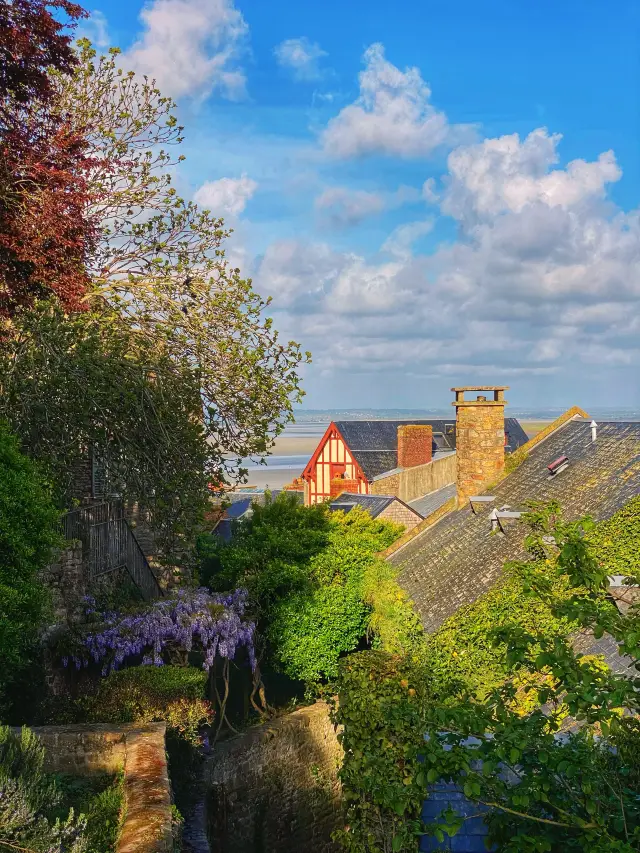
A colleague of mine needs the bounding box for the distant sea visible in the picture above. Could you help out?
[240,407,640,490]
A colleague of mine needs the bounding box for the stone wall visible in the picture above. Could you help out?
[372,452,456,503]
[29,723,173,853]
[378,500,422,531]
[40,543,86,624]
[205,702,343,853]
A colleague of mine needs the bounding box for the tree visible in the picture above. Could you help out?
[53,42,309,477]
[0,422,60,718]
[0,299,213,550]
[0,0,95,315]
[200,495,403,683]
[333,501,640,853]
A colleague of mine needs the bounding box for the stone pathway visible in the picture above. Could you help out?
[180,759,210,853]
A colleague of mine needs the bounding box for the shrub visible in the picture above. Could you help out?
[0,725,88,852]
[0,422,61,716]
[50,772,125,853]
[84,665,213,745]
[201,494,405,683]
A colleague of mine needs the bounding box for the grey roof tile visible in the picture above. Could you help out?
[410,484,457,518]
[329,493,396,517]
[392,421,640,633]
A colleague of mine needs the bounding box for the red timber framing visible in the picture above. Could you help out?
[302,422,370,504]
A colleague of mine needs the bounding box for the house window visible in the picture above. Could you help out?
[330,463,347,480]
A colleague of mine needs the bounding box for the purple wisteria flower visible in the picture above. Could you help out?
[67,587,256,677]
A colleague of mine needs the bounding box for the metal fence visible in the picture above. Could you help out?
[61,501,162,601]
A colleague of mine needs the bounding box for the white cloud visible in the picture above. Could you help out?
[314,187,385,226]
[124,0,248,101]
[322,43,470,159]
[442,128,621,223]
[255,129,640,384]
[257,241,345,310]
[422,177,439,203]
[314,184,421,227]
[77,9,110,49]
[274,37,327,81]
[193,174,257,216]
[381,220,433,259]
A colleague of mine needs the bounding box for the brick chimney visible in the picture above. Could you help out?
[397,424,433,468]
[330,476,360,500]
[452,386,508,506]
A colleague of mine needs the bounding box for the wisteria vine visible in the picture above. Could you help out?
[61,587,256,676]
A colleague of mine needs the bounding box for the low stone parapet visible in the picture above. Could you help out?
[28,723,173,853]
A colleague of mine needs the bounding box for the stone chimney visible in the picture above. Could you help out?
[397,424,433,468]
[330,476,360,500]
[452,386,508,506]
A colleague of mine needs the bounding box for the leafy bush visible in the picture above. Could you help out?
[83,665,213,745]
[0,725,88,852]
[200,494,404,683]
[0,422,61,717]
[49,772,125,853]
[333,501,640,853]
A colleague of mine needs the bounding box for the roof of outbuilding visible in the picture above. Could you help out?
[334,418,527,480]
[392,419,640,633]
[329,492,424,519]
[409,484,458,518]
[329,493,396,517]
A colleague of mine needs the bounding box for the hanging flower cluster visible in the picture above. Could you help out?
[62,587,256,676]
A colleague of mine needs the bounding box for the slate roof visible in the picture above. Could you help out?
[334,418,528,480]
[329,492,423,520]
[329,493,396,516]
[391,420,640,632]
[409,484,457,518]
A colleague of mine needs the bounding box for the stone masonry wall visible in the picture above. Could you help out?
[372,452,456,503]
[40,542,86,624]
[29,723,173,853]
[397,425,433,469]
[455,402,505,505]
[205,702,343,853]
[378,501,422,531]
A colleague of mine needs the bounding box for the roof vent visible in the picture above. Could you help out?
[547,455,569,477]
[590,420,598,443]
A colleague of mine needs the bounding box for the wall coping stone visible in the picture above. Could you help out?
[26,723,172,853]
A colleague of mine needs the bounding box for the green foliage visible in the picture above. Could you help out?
[505,444,528,474]
[360,558,427,660]
[0,300,211,555]
[83,666,213,745]
[49,773,125,853]
[0,725,88,852]
[588,494,640,581]
[334,500,640,852]
[331,652,431,852]
[0,422,60,717]
[200,493,404,683]
[425,569,574,700]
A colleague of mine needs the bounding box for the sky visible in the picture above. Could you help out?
[81,0,640,410]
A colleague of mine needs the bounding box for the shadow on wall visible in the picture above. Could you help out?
[204,703,343,853]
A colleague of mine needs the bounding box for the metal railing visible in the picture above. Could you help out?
[61,501,162,601]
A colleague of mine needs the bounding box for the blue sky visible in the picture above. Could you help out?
[83,0,640,410]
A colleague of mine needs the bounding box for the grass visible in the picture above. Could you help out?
[47,772,126,853]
